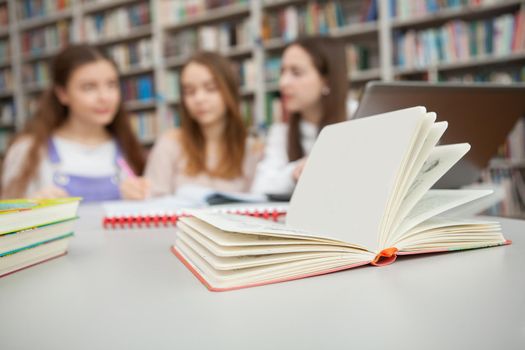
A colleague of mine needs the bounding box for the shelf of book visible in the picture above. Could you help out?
[81,0,144,15]
[22,45,63,62]
[0,122,15,129]
[22,82,47,94]
[351,67,382,83]
[119,65,153,77]
[263,21,379,53]
[331,21,379,39]
[394,51,525,77]
[162,2,250,32]
[88,24,152,46]
[0,90,12,98]
[0,0,522,191]
[391,0,523,29]
[226,44,253,58]
[124,99,156,111]
[263,0,308,10]
[0,59,10,69]
[165,44,253,69]
[490,158,525,169]
[17,8,73,31]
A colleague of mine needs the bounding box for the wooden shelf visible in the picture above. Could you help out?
[23,82,48,94]
[167,98,180,106]
[89,24,152,46]
[489,158,525,169]
[350,68,382,83]
[0,123,15,129]
[0,59,11,69]
[240,87,255,97]
[331,21,379,39]
[165,54,190,69]
[22,46,62,62]
[226,45,253,58]
[165,44,253,69]
[437,51,525,72]
[391,0,523,30]
[18,8,73,31]
[263,21,379,52]
[119,65,154,77]
[125,99,157,111]
[265,81,280,93]
[82,0,143,15]
[163,2,250,32]
[0,26,9,37]
[0,90,13,99]
[263,0,306,10]
[394,51,525,76]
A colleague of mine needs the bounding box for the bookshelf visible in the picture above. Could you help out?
[390,0,525,82]
[2,0,522,143]
[0,0,522,218]
[1,1,524,176]
[0,0,159,149]
[0,0,15,155]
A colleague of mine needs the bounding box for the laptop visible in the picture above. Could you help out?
[353,81,525,188]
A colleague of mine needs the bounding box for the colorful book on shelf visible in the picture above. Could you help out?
[0,198,81,278]
[172,107,510,292]
[102,187,287,229]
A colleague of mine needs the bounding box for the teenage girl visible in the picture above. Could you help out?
[1,44,146,201]
[123,51,260,199]
[251,36,349,195]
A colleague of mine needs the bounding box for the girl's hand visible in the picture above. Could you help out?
[31,186,69,199]
[120,177,150,200]
[292,157,308,182]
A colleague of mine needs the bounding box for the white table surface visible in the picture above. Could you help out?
[1,204,524,350]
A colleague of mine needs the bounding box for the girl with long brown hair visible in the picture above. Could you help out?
[1,44,146,201]
[251,36,349,195]
[133,51,259,198]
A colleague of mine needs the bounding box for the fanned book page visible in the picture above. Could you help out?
[172,107,509,291]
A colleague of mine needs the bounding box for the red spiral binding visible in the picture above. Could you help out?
[102,209,286,229]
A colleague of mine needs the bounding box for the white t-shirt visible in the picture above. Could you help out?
[250,120,318,195]
[2,136,119,197]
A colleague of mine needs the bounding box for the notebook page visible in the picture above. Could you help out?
[286,106,428,250]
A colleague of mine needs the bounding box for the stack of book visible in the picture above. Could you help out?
[0,198,80,278]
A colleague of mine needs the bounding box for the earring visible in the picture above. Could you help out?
[321,86,331,96]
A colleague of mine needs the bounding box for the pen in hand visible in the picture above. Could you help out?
[117,157,150,200]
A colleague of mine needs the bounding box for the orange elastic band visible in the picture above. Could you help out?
[371,247,399,266]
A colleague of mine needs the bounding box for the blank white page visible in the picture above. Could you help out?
[286,106,428,251]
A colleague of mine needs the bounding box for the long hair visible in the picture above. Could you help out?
[286,36,349,162]
[2,44,145,198]
[178,51,246,179]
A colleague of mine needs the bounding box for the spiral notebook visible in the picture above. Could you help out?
[102,196,288,229]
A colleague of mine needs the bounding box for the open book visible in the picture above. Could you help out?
[172,107,509,291]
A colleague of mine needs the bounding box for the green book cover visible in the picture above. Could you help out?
[0,198,81,215]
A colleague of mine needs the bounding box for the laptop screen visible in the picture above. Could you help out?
[353,82,525,188]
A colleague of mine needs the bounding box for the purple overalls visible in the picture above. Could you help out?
[48,139,122,202]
